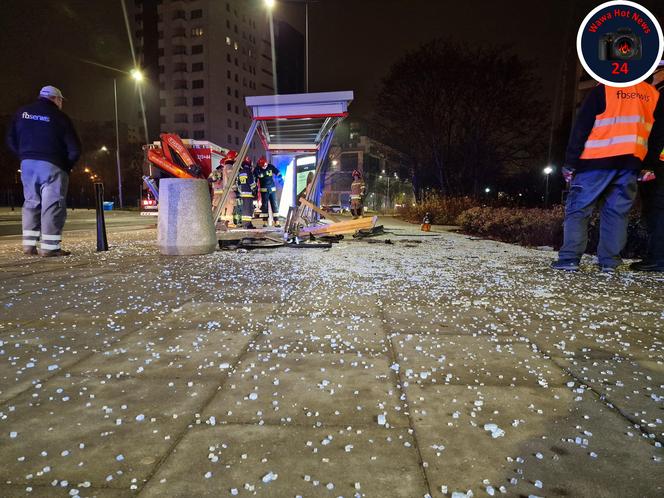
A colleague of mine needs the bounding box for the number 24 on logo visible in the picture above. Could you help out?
[611,63,629,75]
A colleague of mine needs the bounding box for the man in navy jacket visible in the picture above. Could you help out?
[6,85,81,257]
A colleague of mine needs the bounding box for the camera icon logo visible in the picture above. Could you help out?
[577,1,663,86]
[598,28,642,61]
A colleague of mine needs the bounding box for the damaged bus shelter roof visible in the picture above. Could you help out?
[247,91,354,154]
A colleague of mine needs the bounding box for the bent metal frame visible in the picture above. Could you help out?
[211,91,354,231]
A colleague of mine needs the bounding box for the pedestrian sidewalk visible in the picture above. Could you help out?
[0,218,662,497]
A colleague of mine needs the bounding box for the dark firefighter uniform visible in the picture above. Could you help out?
[350,171,366,218]
[254,159,282,225]
[236,163,256,229]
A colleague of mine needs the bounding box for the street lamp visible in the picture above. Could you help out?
[130,68,144,82]
[543,166,554,208]
[111,68,145,208]
[100,146,109,152]
[484,187,491,194]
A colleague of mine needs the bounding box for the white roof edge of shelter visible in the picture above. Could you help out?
[246,91,354,108]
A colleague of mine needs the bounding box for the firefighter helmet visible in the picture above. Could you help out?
[257,157,268,168]
[352,169,362,178]
[242,156,252,166]
[224,150,238,163]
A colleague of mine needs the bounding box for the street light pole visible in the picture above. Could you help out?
[543,166,553,208]
[386,176,390,210]
[113,78,124,209]
[305,1,309,92]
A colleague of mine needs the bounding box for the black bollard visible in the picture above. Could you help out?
[94,182,109,251]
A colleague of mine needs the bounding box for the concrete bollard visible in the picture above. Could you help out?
[157,178,217,256]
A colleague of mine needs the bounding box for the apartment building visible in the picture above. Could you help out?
[131,0,275,151]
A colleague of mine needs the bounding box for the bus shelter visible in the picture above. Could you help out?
[212,91,354,233]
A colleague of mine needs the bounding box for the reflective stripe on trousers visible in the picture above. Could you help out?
[41,234,62,251]
[23,229,40,247]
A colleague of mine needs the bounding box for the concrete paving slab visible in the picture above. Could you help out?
[381,303,511,337]
[139,424,427,498]
[0,375,217,491]
[68,327,253,380]
[203,352,409,428]
[248,315,389,356]
[405,385,663,497]
[559,357,664,438]
[391,333,570,388]
[0,342,90,404]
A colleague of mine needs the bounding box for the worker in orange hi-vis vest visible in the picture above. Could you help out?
[350,170,366,219]
[631,65,664,272]
[551,74,664,274]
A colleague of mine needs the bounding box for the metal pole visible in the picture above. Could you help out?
[113,79,124,208]
[545,174,550,208]
[268,10,278,94]
[305,2,309,92]
[94,182,109,251]
[387,177,390,211]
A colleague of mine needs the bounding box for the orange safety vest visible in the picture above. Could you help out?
[580,82,659,161]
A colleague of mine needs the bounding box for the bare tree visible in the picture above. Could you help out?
[373,39,546,197]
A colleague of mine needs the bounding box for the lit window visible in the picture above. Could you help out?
[234,42,238,51]
[191,27,204,37]
[226,36,231,45]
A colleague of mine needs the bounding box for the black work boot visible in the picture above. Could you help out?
[38,249,72,258]
[629,260,664,272]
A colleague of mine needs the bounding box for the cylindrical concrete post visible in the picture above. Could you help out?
[157,179,217,256]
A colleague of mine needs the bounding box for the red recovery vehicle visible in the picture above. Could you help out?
[141,134,227,215]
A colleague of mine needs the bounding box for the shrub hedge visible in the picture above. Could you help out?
[399,195,477,225]
[399,197,649,258]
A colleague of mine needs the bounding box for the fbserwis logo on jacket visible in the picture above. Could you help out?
[21,112,51,122]
[577,1,663,87]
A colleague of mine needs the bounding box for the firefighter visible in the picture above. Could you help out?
[222,150,243,227]
[6,85,81,257]
[254,156,282,227]
[551,78,664,273]
[208,155,225,211]
[236,156,257,229]
[350,169,366,219]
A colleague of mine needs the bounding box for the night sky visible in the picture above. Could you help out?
[1,0,662,124]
